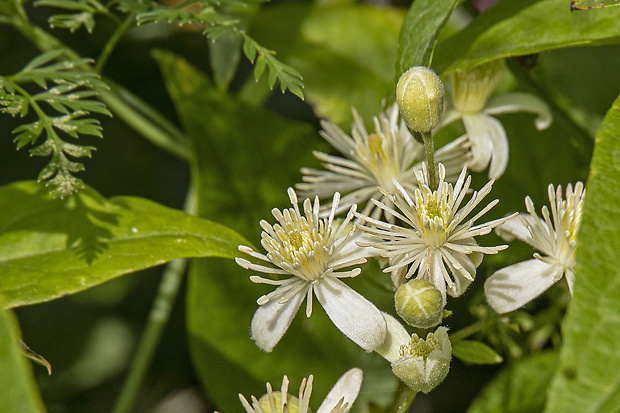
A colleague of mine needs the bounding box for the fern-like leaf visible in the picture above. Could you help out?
[0,50,110,198]
[34,0,108,33]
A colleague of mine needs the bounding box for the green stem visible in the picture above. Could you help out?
[95,13,135,74]
[449,319,491,343]
[420,131,438,190]
[112,186,197,413]
[387,380,417,413]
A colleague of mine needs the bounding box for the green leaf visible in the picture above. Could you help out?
[396,0,460,74]
[0,181,248,309]
[468,351,558,413]
[545,93,620,412]
[452,340,503,365]
[0,297,46,413]
[153,50,369,412]
[209,32,243,91]
[434,0,620,74]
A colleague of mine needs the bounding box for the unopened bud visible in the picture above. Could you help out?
[394,279,444,329]
[391,327,451,393]
[396,66,445,133]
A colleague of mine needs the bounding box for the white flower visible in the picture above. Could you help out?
[438,59,552,179]
[239,368,363,413]
[356,163,513,300]
[297,104,471,222]
[374,313,451,394]
[485,182,585,314]
[236,188,386,352]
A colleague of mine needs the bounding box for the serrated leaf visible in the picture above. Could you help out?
[452,340,503,365]
[0,297,46,413]
[544,93,620,412]
[22,50,66,72]
[396,0,460,75]
[13,121,45,149]
[468,351,558,413]
[434,0,620,74]
[0,181,249,308]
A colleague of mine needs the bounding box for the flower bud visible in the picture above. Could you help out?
[396,66,445,133]
[394,279,444,329]
[258,392,300,413]
[391,327,451,393]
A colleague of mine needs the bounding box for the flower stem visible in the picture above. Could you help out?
[420,131,438,190]
[388,380,417,413]
[112,186,197,413]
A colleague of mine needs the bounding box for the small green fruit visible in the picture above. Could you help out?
[394,279,444,328]
[396,66,445,133]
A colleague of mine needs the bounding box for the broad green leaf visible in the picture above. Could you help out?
[434,0,620,74]
[0,181,247,308]
[545,94,620,412]
[452,340,503,365]
[396,0,460,74]
[154,50,395,412]
[468,351,558,413]
[0,297,46,413]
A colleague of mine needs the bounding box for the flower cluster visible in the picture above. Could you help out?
[235,61,576,399]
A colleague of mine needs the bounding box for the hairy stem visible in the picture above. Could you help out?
[420,131,438,190]
[388,380,417,413]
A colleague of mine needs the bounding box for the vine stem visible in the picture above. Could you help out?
[420,131,438,190]
[112,186,197,413]
[95,13,135,74]
[388,380,417,413]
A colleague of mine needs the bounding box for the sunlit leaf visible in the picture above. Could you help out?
[434,0,620,74]
[545,93,620,412]
[0,181,247,308]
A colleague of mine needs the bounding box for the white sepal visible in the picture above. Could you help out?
[314,277,387,352]
[316,368,363,413]
[462,113,508,179]
[251,288,306,352]
[484,259,563,314]
[485,92,552,130]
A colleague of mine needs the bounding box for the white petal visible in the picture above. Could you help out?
[484,259,563,314]
[316,368,363,413]
[462,113,509,179]
[314,277,387,352]
[250,285,306,352]
[485,92,552,130]
[375,312,411,363]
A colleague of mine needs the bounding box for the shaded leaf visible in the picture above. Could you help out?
[0,297,46,413]
[0,181,248,308]
[453,340,503,365]
[468,351,558,413]
[545,93,620,412]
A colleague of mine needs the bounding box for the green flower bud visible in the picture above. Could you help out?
[394,279,444,329]
[396,66,445,133]
[258,391,300,413]
[391,327,451,393]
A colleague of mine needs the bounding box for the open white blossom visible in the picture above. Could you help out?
[438,59,552,179]
[297,104,471,222]
[239,368,363,413]
[485,182,585,314]
[356,163,513,300]
[236,188,386,352]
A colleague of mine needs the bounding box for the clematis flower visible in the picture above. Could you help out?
[236,188,386,352]
[485,182,585,314]
[297,104,471,223]
[374,312,451,394]
[239,368,363,413]
[355,163,513,300]
[438,59,552,179]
